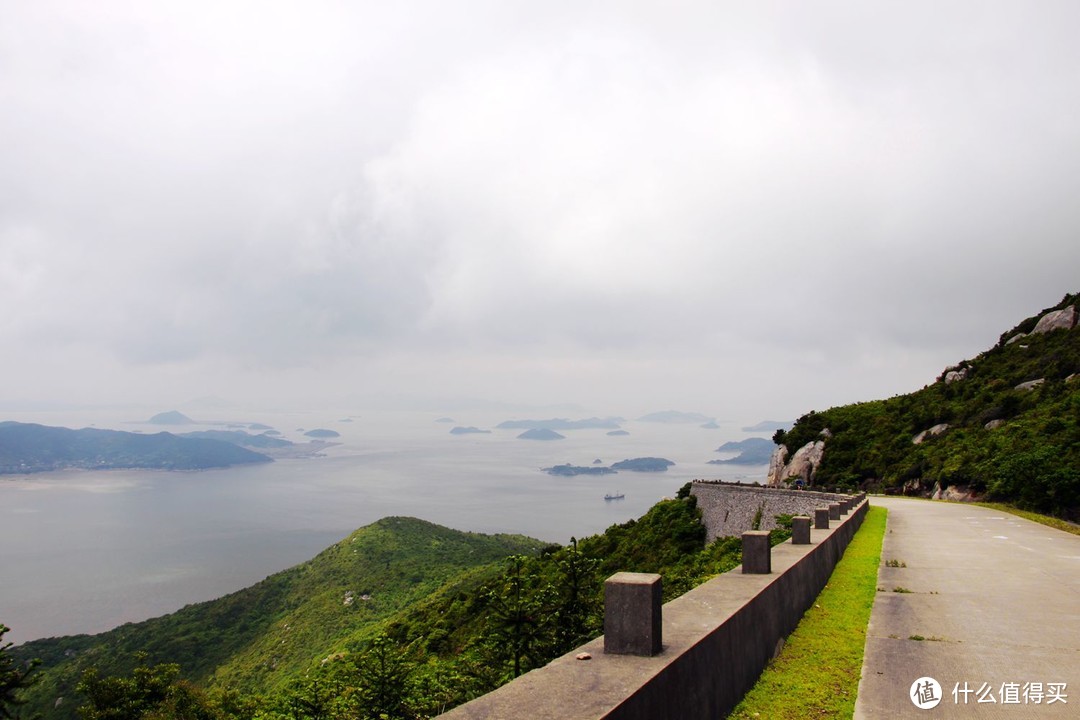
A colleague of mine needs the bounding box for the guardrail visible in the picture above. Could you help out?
[439,493,868,719]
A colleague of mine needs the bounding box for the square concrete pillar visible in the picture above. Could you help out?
[814,507,830,529]
[742,531,771,574]
[604,572,662,656]
[839,499,850,515]
[792,516,811,544]
[829,503,841,520]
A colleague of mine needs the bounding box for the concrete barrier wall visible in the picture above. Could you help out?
[439,496,868,720]
[691,481,852,541]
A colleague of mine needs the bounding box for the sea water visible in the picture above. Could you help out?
[0,409,769,644]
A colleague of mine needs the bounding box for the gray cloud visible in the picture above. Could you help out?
[2,1,1079,418]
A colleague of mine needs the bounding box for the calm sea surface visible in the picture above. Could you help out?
[0,410,768,645]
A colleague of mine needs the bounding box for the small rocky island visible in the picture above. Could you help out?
[304,428,341,438]
[541,464,618,477]
[517,428,566,441]
[541,457,675,476]
[148,410,195,425]
[610,457,675,472]
[450,426,491,435]
[709,438,775,465]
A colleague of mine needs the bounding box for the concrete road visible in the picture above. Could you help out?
[854,497,1080,718]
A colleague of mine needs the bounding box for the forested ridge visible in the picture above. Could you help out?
[774,293,1080,519]
[7,489,789,719]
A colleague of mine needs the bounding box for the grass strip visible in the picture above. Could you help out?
[965,501,1080,536]
[727,506,888,720]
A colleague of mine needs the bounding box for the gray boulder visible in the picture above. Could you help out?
[1032,306,1077,334]
[913,423,949,445]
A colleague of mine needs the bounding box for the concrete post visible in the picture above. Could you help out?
[829,503,841,520]
[742,531,771,574]
[839,499,850,515]
[814,507,830,529]
[792,516,811,545]
[604,572,662,656]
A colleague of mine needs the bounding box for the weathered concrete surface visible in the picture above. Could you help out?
[855,497,1080,718]
[792,516,811,545]
[741,531,771,574]
[604,573,662,656]
[439,500,868,720]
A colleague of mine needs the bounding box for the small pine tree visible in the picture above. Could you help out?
[0,624,38,720]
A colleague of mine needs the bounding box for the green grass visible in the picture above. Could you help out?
[966,501,1080,536]
[727,506,887,720]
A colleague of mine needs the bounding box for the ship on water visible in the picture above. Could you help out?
[604,493,625,501]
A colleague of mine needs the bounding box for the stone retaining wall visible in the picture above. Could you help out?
[690,480,851,541]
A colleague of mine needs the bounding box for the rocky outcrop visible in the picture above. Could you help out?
[766,440,825,486]
[1014,378,1044,392]
[765,445,788,486]
[944,368,968,383]
[912,423,949,445]
[984,419,1006,430]
[1032,306,1077,334]
[931,482,980,502]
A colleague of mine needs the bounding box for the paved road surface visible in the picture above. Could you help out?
[855,497,1079,718]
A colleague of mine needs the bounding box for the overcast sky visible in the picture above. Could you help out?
[2,1,1079,422]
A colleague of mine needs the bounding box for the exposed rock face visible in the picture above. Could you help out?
[931,482,980,502]
[1006,333,1027,345]
[1014,379,1045,392]
[766,440,824,486]
[912,423,949,444]
[1032,306,1077,334]
[765,445,788,487]
[984,419,1006,430]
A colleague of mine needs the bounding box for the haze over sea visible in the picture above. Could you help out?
[0,407,769,646]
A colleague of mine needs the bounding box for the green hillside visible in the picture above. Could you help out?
[8,491,780,719]
[13,518,545,719]
[773,293,1080,518]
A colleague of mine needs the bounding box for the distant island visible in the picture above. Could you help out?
[0,421,270,474]
[610,457,675,472]
[710,437,775,465]
[607,429,630,436]
[180,430,334,460]
[541,464,617,476]
[450,426,491,435]
[304,429,341,438]
[498,417,623,430]
[742,420,792,433]
[248,423,273,431]
[180,430,292,449]
[637,411,714,424]
[517,428,566,441]
[700,421,720,429]
[148,410,194,425]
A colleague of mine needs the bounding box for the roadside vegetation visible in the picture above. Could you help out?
[728,506,887,720]
[773,293,1080,520]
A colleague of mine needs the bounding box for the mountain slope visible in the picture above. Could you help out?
[772,293,1080,518]
[13,518,545,718]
